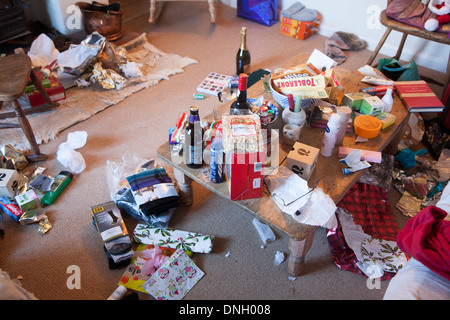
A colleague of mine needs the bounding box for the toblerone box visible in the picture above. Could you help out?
[285,142,319,181]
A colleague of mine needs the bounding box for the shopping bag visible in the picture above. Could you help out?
[377,58,420,81]
[237,0,278,26]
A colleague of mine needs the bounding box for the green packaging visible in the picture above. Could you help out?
[41,171,73,205]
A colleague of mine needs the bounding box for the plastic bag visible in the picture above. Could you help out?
[56,131,87,174]
[377,58,420,81]
[237,0,278,26]
[105,153,176,228]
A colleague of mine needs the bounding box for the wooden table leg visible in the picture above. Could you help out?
[174,168,193,206]
[208,0,216,23]
[12,100,48,162]
[288,227,317,276]
[149,0,164,24]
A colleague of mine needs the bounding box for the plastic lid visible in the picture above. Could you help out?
[354,115,382,139]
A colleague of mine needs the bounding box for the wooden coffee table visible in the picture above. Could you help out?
[157,54,410,276]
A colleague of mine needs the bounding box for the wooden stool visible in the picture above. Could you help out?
[0,53,48,162]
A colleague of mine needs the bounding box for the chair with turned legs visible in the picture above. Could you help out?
[0,53,48,162]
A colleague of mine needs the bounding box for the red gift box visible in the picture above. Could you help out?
[225,150,264,201]
[25,75,65,107]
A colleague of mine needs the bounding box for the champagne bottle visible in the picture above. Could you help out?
[236,27,251,75]
[185,105,203,168]
[229,73,252,115]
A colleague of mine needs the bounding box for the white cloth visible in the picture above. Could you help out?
[383,258,450,300]
[27,33,59,68]
[0,269,38,300]
[264,166,337,229]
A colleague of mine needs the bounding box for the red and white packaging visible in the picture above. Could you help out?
[222,114,265,201]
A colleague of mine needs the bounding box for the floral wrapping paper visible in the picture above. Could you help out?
[142,249,204,300]
[133,223,214,253]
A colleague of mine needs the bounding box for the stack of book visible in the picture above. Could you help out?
[280,14,321,40]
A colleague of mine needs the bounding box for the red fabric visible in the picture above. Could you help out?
[397,206,450,281]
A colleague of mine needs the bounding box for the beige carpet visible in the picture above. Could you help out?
[0,2,446,301]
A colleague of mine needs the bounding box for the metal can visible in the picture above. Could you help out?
[210,137,224,183]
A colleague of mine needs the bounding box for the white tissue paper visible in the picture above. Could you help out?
[27,33,60,68]
[264,166,337,229]
[252,218,276,246]
[56,131,88,174]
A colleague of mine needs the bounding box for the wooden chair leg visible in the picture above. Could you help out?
[367,27,392,66]
[445,51,450,95]
[12,100,48,162]
[393,33,408,61]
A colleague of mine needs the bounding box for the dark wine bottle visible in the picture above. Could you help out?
[236,27,251,75]
[185,105,203,168]
[229,73,252,115]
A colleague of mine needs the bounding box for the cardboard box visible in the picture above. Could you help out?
[222,114,265,201]
[280,14,321,41]
[360,96,385,116]
[225,150,264,201]
[0,168,20,199]
[25,76,65,107]
[285,142,319,181]
[341,92,371,111]
[91,201,129,243]
[281,14,321,32]
[280,24,297,38]
[0,196,23,222]
[338,147,382,163]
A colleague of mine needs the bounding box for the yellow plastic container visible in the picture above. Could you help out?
[354,115,382,139]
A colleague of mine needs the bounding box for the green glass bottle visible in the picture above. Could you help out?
[41,171,73,205]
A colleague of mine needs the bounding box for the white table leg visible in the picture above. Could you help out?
[288,228,316,276]
[174,168,193,206]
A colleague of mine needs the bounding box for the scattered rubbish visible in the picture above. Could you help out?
[274,251,285,265]
[40,171,73,205]
[288,276,297,281]
[56,131,88,174]
[252,218,276,248]
[225,251,231,258]
[394,148,427,170]
[1,145,28,171]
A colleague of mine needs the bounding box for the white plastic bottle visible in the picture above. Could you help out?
[382,88,394,112]
[320,113,341,157]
